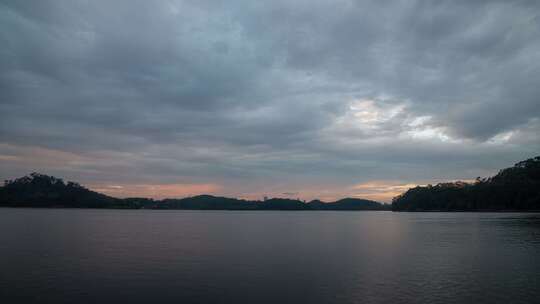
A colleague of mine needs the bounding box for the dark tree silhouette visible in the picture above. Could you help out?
[392,156,540,211]
[0,173,123,208]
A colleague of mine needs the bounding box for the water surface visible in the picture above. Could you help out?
[1,209,539,303]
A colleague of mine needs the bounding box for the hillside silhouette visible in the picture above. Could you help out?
[0,173,123,208]
[3,156,538,211]
[392,156,540,211]
[0,173,387,210]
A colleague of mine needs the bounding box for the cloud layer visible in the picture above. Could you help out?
[1,0,539,201]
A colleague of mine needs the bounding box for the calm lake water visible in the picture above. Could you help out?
[1,209,539,304]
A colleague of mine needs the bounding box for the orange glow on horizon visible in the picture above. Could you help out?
[91,183,222,199]
[234,181,423,203]
[89,179,477,203]
[350,181,421,202]
[0,143,477,203]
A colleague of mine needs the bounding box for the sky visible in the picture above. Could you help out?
[1,0,539,202]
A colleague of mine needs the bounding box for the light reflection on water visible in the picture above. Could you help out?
[0,209,539,304]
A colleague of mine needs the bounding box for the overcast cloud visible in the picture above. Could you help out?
[1,0,539,201]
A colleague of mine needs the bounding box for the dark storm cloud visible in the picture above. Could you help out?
[1,0,539,200]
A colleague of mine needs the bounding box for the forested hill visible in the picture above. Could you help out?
[0,173,123,208]
[0,173,388,210]
[392,156,540,211]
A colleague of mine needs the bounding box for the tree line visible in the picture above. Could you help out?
[392,156,540,211]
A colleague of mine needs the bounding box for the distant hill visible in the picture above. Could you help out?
[318,198,386,210]
[158,195,258,210]
[258,198,309,210]
[0,173,388,210]
[392,156,540,211]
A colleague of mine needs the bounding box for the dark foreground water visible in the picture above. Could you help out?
[1,209,539,304]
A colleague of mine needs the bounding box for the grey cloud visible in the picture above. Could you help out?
[1,0,539,199]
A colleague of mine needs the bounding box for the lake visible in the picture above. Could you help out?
[1,209,539,303]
